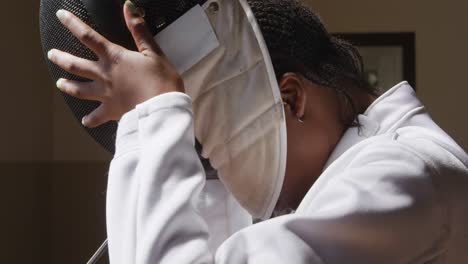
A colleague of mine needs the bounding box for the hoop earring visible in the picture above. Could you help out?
[298,117,305,124]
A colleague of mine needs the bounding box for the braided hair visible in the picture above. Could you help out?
[248,0,376,126]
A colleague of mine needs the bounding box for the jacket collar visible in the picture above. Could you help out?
[323,81,420,169]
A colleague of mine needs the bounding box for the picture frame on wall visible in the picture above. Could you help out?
[333,33,416,92]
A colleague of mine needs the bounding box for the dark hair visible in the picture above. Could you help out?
[248,0,377,126]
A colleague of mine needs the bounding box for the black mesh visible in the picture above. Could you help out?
[40,0,116,152]
[39,0,207,154]
[40,0,217,178]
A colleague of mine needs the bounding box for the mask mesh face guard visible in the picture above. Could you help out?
[40,0,208,153]
[40,0,219,178]
[40,0,114,150]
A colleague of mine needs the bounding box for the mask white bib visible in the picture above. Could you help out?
[154,0,287,220]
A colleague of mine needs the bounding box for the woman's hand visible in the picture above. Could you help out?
[47,1,184,128]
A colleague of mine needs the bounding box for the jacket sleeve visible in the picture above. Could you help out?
[107,92,214,263]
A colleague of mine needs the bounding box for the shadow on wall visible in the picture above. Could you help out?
[0,162,110,264]
[0,0,112,263]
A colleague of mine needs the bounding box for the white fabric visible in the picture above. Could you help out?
[151,0,287,220]
[153,5,220,74]
[107,82,468,263]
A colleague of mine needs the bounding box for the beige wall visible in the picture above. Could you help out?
[303,0,468,151]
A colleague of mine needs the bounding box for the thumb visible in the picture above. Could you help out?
[82,105,110,128]
[123,0,162,55]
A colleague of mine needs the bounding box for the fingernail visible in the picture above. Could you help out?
[125,0,145,17]
[56,9,68,22]
[82,117,87,127]
[56,78,64,89]
[125,1,138,15]
[47,50,53,60]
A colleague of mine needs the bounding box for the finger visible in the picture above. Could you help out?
[48,49,101,80]
[56,78,103,101]
[56,9,110,56]
[82,104,110,128]
[123,0,163,55]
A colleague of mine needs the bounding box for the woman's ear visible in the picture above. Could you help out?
[279,73,307,119]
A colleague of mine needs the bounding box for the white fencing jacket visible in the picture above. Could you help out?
[107,81,468,263]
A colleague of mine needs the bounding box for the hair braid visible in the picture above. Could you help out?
[247,0,376,126]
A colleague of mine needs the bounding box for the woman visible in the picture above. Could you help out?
[48,0,468,263]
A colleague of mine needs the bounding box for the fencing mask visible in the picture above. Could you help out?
[40,0,287,220]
